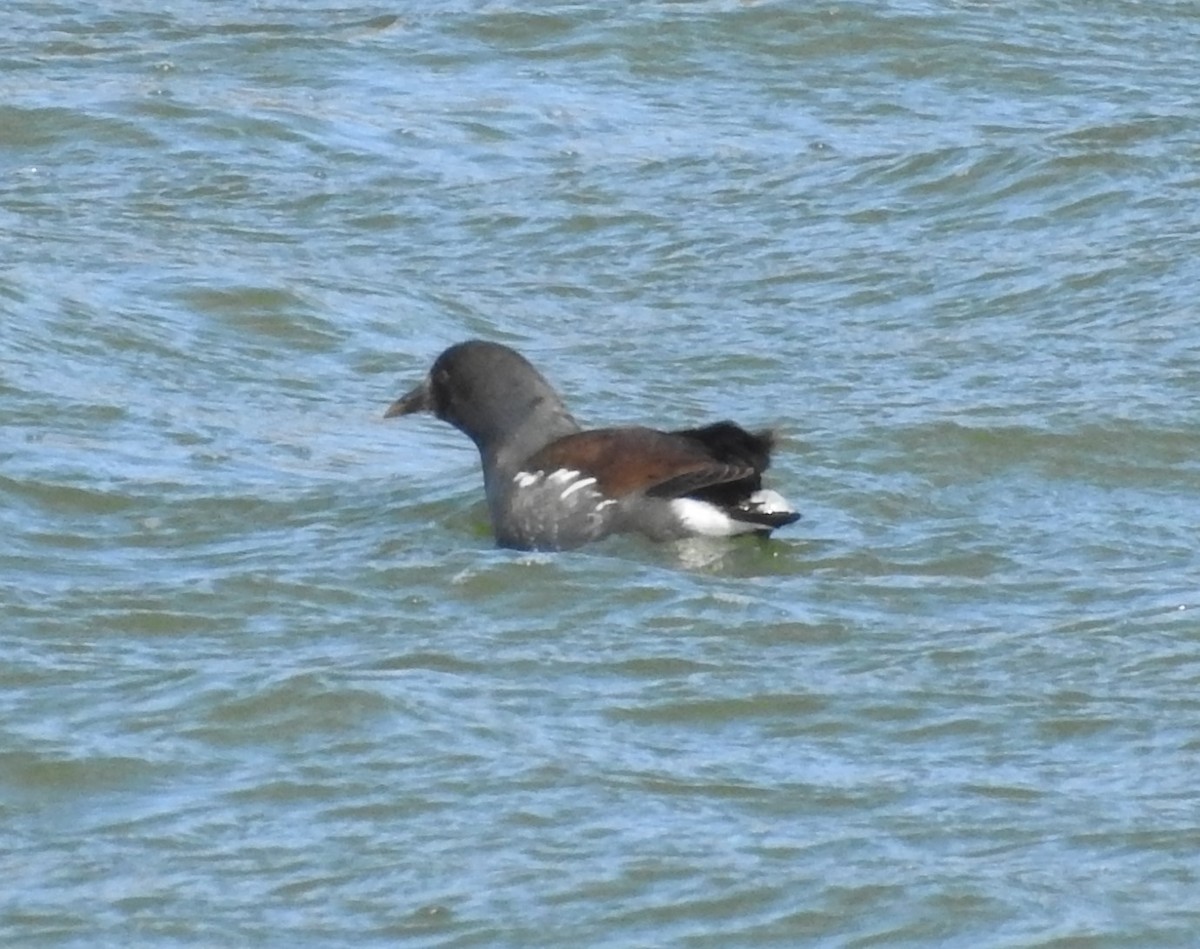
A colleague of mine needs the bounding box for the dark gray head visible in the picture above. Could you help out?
[385,340,581,478]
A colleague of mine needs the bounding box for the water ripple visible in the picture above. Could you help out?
[4,0,1200,945]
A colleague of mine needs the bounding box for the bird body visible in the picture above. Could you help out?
[385,341,799,551]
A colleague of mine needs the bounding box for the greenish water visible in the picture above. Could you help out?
[3,1,1199,945]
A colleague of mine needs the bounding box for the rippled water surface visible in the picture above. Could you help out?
[4,1,1200,945]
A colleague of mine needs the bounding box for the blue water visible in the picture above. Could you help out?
[3,2,1200,945]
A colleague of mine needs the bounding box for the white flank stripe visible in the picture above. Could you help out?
[559,476,597,500]
[548,468,579,485]
[514,471,541,488]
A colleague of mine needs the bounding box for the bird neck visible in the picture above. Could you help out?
[478,400,581,497]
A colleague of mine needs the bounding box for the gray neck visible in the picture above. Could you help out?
[481,404,580,480]
[479,398,581,508]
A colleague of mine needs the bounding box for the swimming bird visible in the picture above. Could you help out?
[384,340,800,551]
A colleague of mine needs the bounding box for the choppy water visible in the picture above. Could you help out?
[4,1,1200,945]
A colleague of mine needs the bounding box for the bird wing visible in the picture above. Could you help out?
[523,428,757,501]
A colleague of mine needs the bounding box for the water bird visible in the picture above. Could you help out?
[384,340,800,551]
